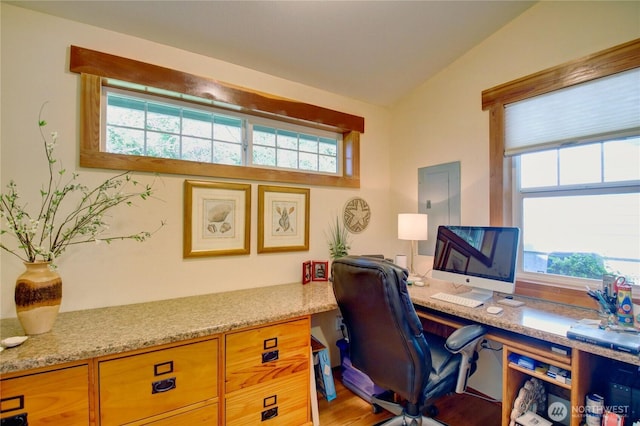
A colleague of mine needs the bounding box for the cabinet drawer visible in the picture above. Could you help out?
[99,338,218,425]
[225,372,309,426]
[0,364,89,425]
[225,318,310,393]
[138,402,218,425]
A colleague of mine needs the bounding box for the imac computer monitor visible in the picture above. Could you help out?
[431,225,520,302]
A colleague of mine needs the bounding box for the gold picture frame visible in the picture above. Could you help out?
[258,185,310,253]
[183,180,251,257]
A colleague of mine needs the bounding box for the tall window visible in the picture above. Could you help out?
[508,68,640,286]
[482,39,640,300]
[516,138,639,285]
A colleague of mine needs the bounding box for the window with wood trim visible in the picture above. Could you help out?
[482,38,640,307]
[69,46,364,188]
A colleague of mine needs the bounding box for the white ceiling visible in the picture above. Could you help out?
[9,1,535,106]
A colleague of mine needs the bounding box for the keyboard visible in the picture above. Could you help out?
[430,292,484,308]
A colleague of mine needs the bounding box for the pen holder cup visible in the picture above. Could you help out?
[617,285,634,326]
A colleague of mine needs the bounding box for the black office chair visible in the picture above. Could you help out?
[331,256,487,426]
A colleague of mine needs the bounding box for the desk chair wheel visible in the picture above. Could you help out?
[423,404,438,417]
[372,390,395,414]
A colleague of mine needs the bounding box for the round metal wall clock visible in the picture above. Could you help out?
[343,197,371,234]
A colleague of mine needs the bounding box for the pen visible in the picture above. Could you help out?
[586,287,616,314]
[605,325,640,334]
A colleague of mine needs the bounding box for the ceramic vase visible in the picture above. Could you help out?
[15,262,62,335]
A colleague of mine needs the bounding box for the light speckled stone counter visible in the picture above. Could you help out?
[0,282,338,374]
[408,279,640,366]
[2,278,638,376]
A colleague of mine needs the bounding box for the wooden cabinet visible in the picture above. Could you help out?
[0,316,313,426]
[224,317,311,425]
[225,372,309,426]
[97,337,219,425]
[0,362,90,425]
[133,402,218,425]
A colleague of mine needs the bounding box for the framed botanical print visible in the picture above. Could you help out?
[183,180,251,257]
[258,185,310,253]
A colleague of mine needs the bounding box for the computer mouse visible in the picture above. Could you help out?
[487,306,503,315]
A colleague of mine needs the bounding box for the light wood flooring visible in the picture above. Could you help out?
[317,368,501,426]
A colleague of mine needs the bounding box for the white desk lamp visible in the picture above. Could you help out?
[398,213,428,284]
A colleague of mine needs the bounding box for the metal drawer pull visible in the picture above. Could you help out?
[151,377,176,394]
[262,350,279,363]
[0,413,28,426]
[261,407,278,421]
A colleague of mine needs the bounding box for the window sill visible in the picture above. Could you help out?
[80,150,360,188]
[514,278,597,310]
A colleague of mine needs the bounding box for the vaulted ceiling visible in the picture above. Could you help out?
[9,1,535,106]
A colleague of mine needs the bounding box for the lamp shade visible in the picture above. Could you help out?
[397,213,428,241]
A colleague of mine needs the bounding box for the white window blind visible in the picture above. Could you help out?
[504,67,640,156]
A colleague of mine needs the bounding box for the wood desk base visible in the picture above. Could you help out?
[417,308,611,426]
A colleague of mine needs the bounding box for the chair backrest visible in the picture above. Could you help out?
[331,256,432,404]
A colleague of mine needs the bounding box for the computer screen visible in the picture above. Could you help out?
[431,225,520,301]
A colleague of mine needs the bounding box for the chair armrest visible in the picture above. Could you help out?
[444,324,487,394]
[445,324,486,353]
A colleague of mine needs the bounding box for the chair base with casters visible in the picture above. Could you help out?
[330,256,487,426]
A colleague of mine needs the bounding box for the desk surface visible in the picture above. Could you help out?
[407,279,640,366]
[1,278,638,375]
[0,282,337,374]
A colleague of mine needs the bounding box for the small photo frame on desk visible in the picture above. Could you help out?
[312,261,328,281]
[302,261,312,284]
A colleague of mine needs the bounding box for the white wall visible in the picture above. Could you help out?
[0,4,394,318]
[390,0,639,399]
[2,0,639,377]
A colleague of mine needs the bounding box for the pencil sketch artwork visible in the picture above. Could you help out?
[203,199,235,239]
[272,201,297,236]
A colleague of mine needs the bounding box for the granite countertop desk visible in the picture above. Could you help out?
[0,282,339,375]
[1,278,638,376]
[408,279,640,367]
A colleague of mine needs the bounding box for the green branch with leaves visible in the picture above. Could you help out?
[327,216,351,260]
[0,104,165,265]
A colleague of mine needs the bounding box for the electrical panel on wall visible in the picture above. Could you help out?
[418,161,461,255]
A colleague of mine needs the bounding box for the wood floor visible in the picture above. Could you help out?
[318,369,501,426]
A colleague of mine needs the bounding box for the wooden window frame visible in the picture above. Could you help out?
[481,38,640,307]
[69,45,364,188]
